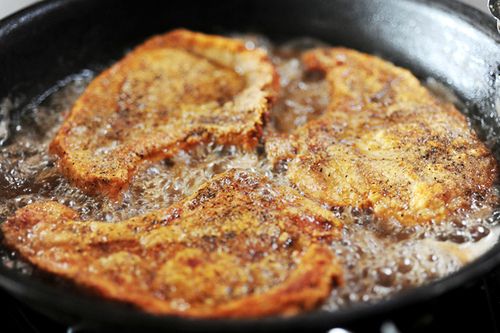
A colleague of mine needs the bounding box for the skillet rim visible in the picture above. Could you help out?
[0,0,499,330]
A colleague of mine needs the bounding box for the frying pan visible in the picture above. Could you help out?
[0,0,500,332]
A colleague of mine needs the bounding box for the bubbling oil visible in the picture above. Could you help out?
[0,35,499,310]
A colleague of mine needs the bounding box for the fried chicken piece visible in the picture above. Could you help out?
[2,170,342,318]
[50,29,279,198]
[277,48,497,225]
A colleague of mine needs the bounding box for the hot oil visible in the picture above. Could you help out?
[325,207,500,309]
[0,36,499,310]
[267,38,330,132]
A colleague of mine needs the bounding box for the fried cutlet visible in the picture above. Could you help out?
[50,29,279,198]
[1,169,342,318]
[268,48,497,225]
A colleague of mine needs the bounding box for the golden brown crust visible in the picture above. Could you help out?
[1,170,342,318]
[281,48,498,225]
[50,29,279,198]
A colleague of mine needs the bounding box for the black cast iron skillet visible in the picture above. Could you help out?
[0,0,500,332]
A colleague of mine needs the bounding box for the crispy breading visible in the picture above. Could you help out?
[276,48,498,225]
[50,29,279,198]
[1,170,342,318]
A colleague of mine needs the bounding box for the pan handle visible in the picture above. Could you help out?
[489,0,500,32]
